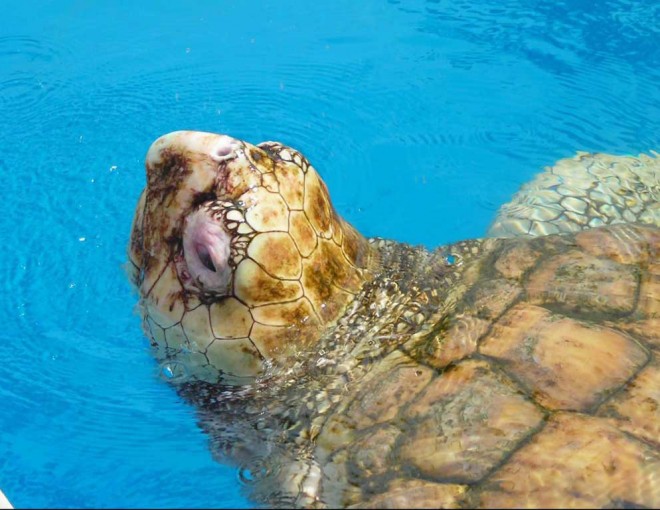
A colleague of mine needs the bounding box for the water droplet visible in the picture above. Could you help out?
[238,467,255,484]
[237,458,269,486]
[160,361,188,381]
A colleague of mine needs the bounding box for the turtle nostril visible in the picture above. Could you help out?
[211,135,239,162]
[216,146,232,158]
[196,242,216,272]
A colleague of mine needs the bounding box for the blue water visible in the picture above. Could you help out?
[1,0,658,507]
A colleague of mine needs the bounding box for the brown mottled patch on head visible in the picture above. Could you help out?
[342,221,370,269]
[261,172,279,193]
[304,169,332,235]
[142,188,176,256]
[234,258,303,306]
[190,190,217,209]
[275,162,305,209]
[251,298,320,327]
[250,148,263,163]
[243,187,289,232]
[289,210,317,257]
[251,146,277,173]
[247,232,302,280]
[209,297,253,338]
[301,258,354,322]
[147,148,192,191]
[222,156,263,198]
[301,257,334,305]
[318,239,363,293]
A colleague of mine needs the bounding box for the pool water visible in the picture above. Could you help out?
[1,0,658,507]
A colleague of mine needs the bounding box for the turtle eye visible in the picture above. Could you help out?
[195,242,217,272]
[182,209,233,294]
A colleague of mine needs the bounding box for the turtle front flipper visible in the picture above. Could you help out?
[488,151,659,238]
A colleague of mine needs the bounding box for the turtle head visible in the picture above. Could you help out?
[128,131,376,383]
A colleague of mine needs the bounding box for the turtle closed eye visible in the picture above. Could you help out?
[182,209,233,294]
[195,242,216,272]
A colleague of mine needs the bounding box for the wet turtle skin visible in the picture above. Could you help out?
[128,131,660,508]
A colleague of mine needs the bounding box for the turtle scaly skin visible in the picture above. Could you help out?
[128,131,660,508]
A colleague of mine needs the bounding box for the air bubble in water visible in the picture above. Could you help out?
[160,361,188,381]
[237,458,269,486]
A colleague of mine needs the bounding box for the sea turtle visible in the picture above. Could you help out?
[127,131,659,508]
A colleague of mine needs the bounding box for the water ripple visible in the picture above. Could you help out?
[0,36,71,122]
[0,35,67,62]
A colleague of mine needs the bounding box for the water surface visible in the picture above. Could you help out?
[0,0,658,507]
